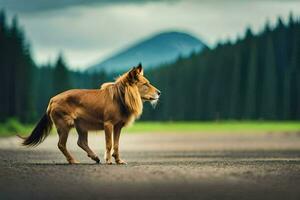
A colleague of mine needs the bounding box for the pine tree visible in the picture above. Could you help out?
[0,10,7,121]
[261,36,278,119]
[289,23,300,119]
[35,64,54,116]
[53,54,72,95]
[229,49,242,119]
[244,42,258,119]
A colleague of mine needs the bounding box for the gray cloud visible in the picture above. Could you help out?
[0,0,299,69]
[0,0,175,13]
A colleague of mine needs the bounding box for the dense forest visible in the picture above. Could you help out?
[0,9,299,122]
[0,10,109,122]
[142,14,300,121]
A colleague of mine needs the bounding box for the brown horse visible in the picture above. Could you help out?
[21,64,160,164]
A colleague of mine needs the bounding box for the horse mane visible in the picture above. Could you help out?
[100,72,143,120]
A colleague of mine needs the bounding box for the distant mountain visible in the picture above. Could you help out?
[87,31,206,73]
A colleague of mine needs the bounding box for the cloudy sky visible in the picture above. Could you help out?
[1,0,300,70]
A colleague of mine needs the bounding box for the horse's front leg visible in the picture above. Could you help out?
[112,124,127,164]
[104,122,113,164]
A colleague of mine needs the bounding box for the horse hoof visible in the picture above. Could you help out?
[93,156,100,164]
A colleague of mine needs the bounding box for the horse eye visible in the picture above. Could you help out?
[143,84,148,90]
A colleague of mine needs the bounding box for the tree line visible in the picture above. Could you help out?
[0,9,299,122]
[0,10,109,122]
[142,14,300,121]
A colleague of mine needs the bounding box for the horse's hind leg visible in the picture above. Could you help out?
[75,125,100,163]
[52,116,78,164]
[57,127,79,164]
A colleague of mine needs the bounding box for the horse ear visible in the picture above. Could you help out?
[128,64,143,82]
[128,67,138,82]
[136,63,143,75]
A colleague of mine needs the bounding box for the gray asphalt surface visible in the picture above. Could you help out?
[0,131,300,200]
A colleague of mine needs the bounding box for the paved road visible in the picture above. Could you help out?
[0,131,300,200]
